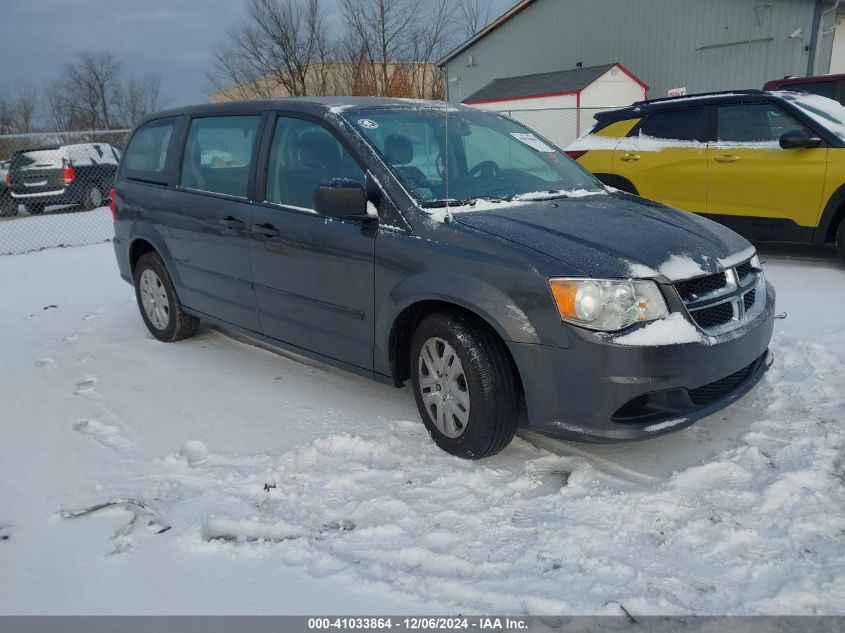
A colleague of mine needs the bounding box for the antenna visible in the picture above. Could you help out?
[444,100,453,222]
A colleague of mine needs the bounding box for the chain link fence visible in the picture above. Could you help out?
[491,107,605,150]
[0,129,129,255]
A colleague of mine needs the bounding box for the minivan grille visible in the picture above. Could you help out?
[690,302,734,329]
[674,259,763,335]
[743,288,757,311]
[687,357,760,406]
[675,272,727,302]
[735,262,754,283]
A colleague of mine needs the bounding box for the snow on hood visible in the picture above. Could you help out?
[451,193,754,281]
[632,245,757,281]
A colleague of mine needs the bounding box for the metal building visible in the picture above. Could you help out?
[439,0,844,103]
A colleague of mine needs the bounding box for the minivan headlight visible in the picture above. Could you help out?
[549,278,669,331]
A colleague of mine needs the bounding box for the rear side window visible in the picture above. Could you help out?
[717,104,807,143]
[122,119,176,182]
[11,149,62,170]
[180,116,261,198]
[265,117,364,210]
[639,108,705,142]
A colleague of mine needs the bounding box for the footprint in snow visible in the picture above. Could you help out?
[74,375,98,395]
[64,327,93,343]
[83,308,105,321]
[73,419,132,452]
[35,357,57,369]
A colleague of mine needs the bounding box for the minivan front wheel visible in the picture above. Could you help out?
[133,252,199,342]
[410,311,520,459]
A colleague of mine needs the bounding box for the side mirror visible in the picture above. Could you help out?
[779,130,822,149]
[312,179,369,219]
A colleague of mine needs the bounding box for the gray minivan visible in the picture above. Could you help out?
[112,97,775,459]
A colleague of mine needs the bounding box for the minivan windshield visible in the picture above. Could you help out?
[344,107,603,207]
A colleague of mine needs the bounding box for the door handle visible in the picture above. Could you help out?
[619,153,641,162]
[714,155,740,163]
[252,223,280,237]
[219,216,244,230]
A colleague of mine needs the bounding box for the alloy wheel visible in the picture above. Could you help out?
[139,269,170,330]
[417,336,471,438]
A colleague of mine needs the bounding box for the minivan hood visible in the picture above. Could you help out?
[452,193,754,280]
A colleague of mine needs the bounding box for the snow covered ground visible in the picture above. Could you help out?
[1,242,844,616]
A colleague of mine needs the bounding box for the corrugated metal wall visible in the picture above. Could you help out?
[446,0,831,102]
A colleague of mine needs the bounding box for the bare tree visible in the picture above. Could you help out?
[339,0,416,96]
[43,51,165,131]
[0,85,38,133]
[45,82,84,133]
[0,92,13,135]
[118,76,164,127]
[207,0,329,99]
[13,85,38,132]
[457,0,491,39]
[407,0,455,99]
[62,50,122,129]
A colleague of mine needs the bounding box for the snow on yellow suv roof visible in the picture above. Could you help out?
[567,89,845,260]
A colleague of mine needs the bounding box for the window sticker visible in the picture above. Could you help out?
[510,132,555,152]
[358,119,379,129]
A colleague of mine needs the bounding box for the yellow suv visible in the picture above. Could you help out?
[568,90,845,260]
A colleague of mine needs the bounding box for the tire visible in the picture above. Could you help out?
[83,184,103,211]
[0,198,17,217]
[837,218,845,263]
[26,203,44,215]
[133,251,200,342]
[410,310,520,459]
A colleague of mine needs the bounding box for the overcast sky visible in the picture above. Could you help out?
[2,0,515,115]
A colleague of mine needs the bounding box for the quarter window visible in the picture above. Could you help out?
[717,104,806,143]
[266,117,364,210]
[180,116,261,198]
[639,108,705,142]
[122,119,176,181]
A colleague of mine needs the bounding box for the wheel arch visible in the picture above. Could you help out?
[126,225,181,286]
[387,299,525,402]
[377,272,547,384]
[816,183,845,244]
[593,173,639,195]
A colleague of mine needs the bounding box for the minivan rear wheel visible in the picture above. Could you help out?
[410,311,520,459]
[133,252,199,342]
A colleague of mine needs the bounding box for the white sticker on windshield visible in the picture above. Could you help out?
[358,119,379,129]
[510,132,554,152]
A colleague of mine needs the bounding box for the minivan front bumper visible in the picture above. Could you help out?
[509,282,775,442]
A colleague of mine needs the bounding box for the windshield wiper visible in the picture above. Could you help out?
[421,195,511,208]
[514,189,602,202]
